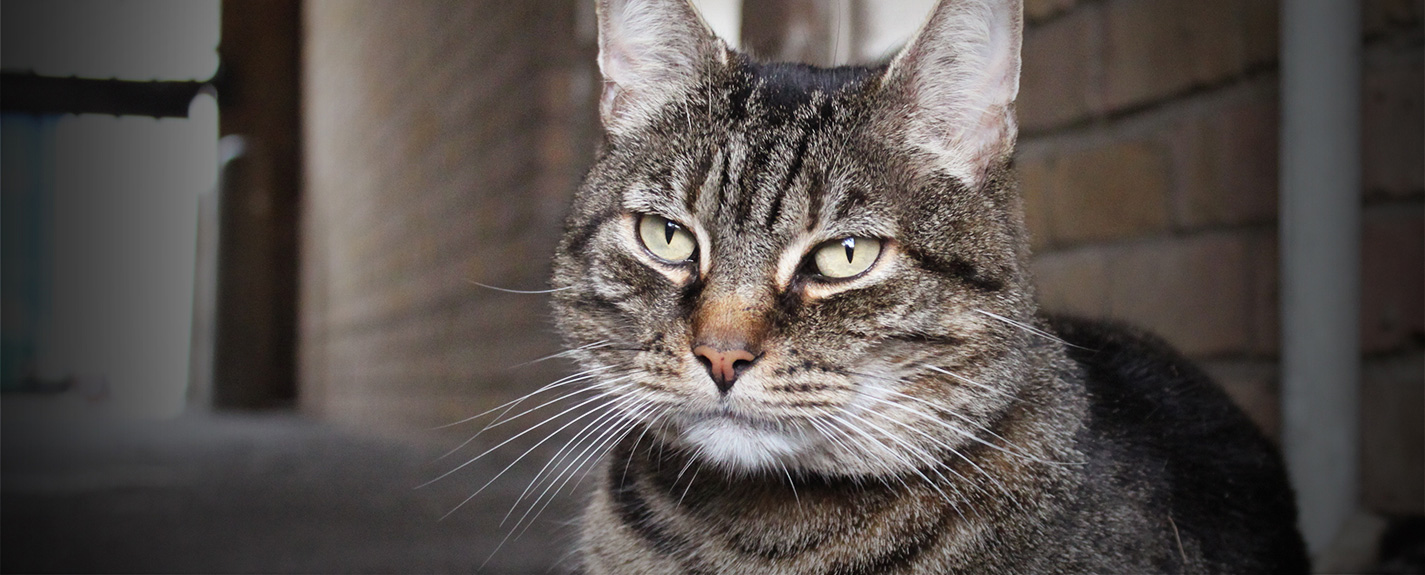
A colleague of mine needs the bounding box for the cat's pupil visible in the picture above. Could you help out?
[842,237,856,263]
[665,221,677,244]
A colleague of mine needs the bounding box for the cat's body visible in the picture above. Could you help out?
[578,319,1304,574]
[548,0,1308,573]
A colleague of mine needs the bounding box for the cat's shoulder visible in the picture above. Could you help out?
[1044,314,1243,433]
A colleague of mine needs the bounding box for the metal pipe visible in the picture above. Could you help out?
[1280,0,1362,559]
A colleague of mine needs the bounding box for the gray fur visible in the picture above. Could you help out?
[547,1,1308,573]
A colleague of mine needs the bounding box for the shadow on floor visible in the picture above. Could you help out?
[2,401,583,574]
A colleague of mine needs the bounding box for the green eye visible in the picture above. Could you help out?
[812,237,881,279]
[637,214,697,263]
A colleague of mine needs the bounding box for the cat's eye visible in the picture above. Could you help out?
[811,237,882,279]
[637,214,697,263]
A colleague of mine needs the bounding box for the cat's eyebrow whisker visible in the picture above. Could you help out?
[973,308,1093,350]
[466,279,576,294]
[421,379,636,494]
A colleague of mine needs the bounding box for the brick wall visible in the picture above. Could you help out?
[300,1,597,434]
[297,0,1422,516]
[1017,0,1423,515]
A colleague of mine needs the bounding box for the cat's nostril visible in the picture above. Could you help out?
[692,345,757,394]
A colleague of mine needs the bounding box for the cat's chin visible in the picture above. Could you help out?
[678,415,814,473]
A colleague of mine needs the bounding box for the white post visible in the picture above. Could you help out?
[1280,0,1361,559]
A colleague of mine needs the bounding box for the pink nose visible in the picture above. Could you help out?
[692,345,758,394]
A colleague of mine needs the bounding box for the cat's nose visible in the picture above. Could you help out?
[692,345,758,394]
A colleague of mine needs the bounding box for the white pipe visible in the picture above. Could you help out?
[1280,0,1361,559]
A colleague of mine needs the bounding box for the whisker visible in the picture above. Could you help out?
[482,374,633,434]
[973,308,1091,350]
[815,410,912,491]
[512,402,654,540]
[467,280,575,294]
[435,372,620,461]
[419,380,635,492]
[918,364,1017,401]
[675,447,706,507]
[839,409,959,506]
[432,366,614,430]
[501,393,643,527]
[850,394,1018,508]
[778,461,800,505]
[438,390,633,521]
[877,386,1077,467]
[507,340,611,370]
[851,369,1076,467]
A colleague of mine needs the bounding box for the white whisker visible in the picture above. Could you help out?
[508,340,612,369]
[467,280,575,294]
[432,366,614,430]
[973,308,1089,349]
[421,380,635,493]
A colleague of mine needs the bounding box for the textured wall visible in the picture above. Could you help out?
[300,0,598,433]
[1017,0,1423,515]
[299,0,1422,515]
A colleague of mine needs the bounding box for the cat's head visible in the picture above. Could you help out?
[552,0,1035,478]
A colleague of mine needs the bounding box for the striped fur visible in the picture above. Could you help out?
[549,0,1308,573]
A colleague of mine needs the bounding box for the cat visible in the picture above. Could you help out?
[543,0,1310,572]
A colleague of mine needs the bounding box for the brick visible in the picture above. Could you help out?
[1201,360,1280,442]
[1104,233,1254,357]
[1019,8,1097,132]
[1018,154,1056,251]
[1245,232,1280,355]
[1361,353,1425,515]
[1025,0,1078,23]
[1361,205,1425,353]
[1172,91,1280,229]
[1362,46,1424,199]
[1103,0,1247,111]
[1031,247,1111,317]
[1048,139,1172,245]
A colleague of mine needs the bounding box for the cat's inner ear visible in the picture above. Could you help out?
[882,0,1023,188]
[596,0,726,135]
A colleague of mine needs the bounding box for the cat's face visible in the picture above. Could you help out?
[551,0,1030,478]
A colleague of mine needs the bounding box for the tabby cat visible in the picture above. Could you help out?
[545,0,1309,572]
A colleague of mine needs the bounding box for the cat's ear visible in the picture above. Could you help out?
[597,0,725,135]
[882,0,1022,188]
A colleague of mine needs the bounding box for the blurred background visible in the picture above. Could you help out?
[1,0,1419,572]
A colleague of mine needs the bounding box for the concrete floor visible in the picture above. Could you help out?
[2,399,584,574]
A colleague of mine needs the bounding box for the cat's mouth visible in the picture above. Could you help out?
[675,408,814,471]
